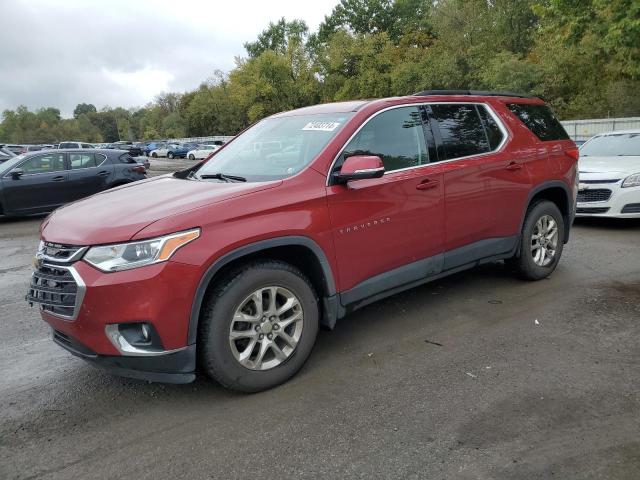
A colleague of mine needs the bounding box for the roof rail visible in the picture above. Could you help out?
[412,89,536,99]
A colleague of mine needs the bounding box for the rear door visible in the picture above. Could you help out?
[326,105,446,302]
[66,152,114,201]
[1,152,69,213]
[427,102,525,268]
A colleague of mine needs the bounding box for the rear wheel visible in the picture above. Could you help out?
[151,152,157,158]
[167,152,174,159]
[508,200,564,280]
[199,260,319,392]
[188,154,195,160]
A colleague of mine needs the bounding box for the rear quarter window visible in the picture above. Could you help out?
[507,103,569,141]
[119,153,137,164]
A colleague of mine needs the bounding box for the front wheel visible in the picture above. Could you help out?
[198,260,319,392]
[167,152,174,159]
[508,200,565,280]
[188,154,195,160]
[151,152,157,158]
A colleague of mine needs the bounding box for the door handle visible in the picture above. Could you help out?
[416,179,440,190]
[97,171,110,177]
[506,161,523,171]
[51,176,65,182]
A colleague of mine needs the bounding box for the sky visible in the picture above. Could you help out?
[0,0,339,117]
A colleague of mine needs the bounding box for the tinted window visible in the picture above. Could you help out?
[344,106,428,172]
[58,142,78,149]
[119,153,136,164]
[81,143,94,149]
[430,104,490,160]
[20,153,65,174]
[70,153,97,169]
[507,103,569,141]
[477,105,505,150]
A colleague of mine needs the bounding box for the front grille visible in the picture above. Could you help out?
[27,264,82,319]
[576,207,610,214]
[577,189,612,203]
[579,179,620,184]
[621,203,640,214]
[39,242,87,263]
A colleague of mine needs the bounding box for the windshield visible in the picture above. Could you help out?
[580,133,640,157]
[196,112,354,181]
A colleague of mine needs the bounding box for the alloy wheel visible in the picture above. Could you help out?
[229,286,304,371]
[531,214,558,266]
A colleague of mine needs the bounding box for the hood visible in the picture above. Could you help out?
[41,175,281,245]
[578,155,640,177]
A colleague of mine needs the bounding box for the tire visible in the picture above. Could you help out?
[188,154,195,160]
[508,200,565,280]
[199,260,319,393]
[167,152,174,159]
[151,152,157,158]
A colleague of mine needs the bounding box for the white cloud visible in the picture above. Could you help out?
[0,0,337,116]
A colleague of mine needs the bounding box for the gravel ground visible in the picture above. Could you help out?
[0,196,638,479]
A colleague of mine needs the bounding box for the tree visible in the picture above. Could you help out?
[244,18,309,58]
[73,103,97,118]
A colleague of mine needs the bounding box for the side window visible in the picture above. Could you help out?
[430,104,490,160]
[477,105,505,150]
[344,106,428,172]
[20,153,66,174]
[119,153,136,164]
[81,143,94,149]
[70,153,97,169]
[506,103,569,141]
[58,142,74,149]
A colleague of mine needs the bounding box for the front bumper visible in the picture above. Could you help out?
[52,329,196,383]
[32,259,203,383]
[576,182,640,218]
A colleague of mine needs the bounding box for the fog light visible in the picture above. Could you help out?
[141,323,151,342]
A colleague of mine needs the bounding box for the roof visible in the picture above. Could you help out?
[272,100,370,117]
[412,89,536,99]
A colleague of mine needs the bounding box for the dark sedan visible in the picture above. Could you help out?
[0,149,147,217]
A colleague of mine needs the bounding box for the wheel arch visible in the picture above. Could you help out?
[188,236,338,344]
[521,180,573,244]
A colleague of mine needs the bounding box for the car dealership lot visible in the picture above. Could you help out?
[1,215,639,479]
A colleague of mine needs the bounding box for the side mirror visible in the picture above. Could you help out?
[333,155,385,184]
[10,168,24,180]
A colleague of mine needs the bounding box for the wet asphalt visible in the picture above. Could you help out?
[0,208,639,479]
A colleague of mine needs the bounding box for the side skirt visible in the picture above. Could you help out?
[338,236,518,316]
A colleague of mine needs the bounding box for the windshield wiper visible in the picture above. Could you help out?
[200,173,247,182]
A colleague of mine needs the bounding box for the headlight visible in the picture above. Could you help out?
[84,228,200,272]
[622,173,640,188]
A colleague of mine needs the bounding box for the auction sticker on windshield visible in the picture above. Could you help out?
[302,122,340,132]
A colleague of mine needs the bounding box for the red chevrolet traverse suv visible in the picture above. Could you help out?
[27,91,578,392]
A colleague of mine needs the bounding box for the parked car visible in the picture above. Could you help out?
[149,143,179,158]
[202,140,226,147]
[58,141,94,149]
[109,141,144,157]
[27,91,577,392]
[144,142,164,156]
[5,144,26,154]
[20,145,45,154]
[166,143,198,159]
[576,130,640,217]
[0,149,146,216]
[186,144,219,160]
[0,146,16,163]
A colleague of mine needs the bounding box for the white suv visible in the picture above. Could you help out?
[577,130,640,217]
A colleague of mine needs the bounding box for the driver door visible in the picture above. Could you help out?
[326,105,446,305]
[1,152,69,214]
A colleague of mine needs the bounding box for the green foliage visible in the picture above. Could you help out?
[2,0,639,143]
